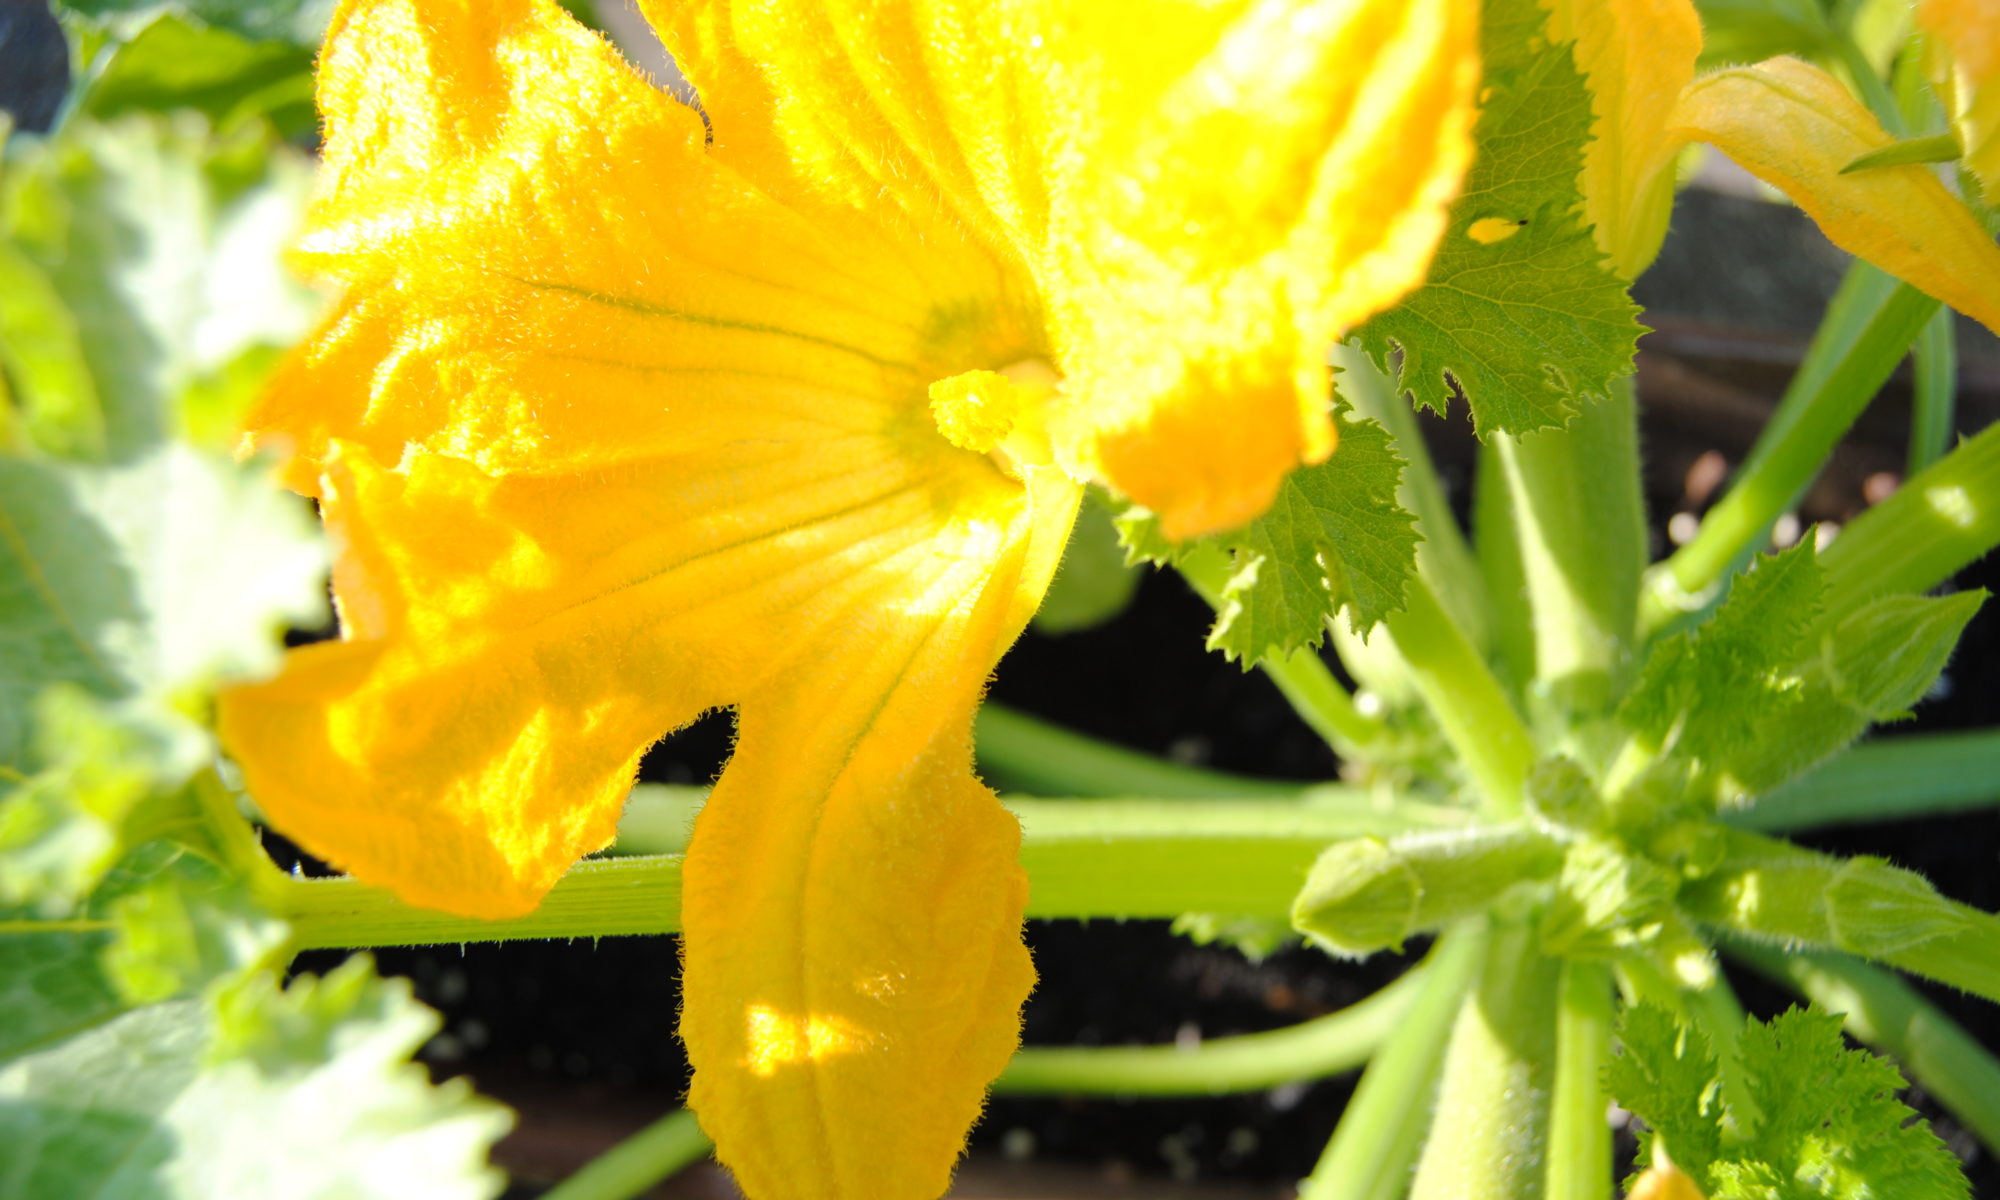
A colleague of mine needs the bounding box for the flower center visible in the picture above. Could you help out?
[927,359,1061,478]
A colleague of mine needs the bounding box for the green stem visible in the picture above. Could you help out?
[1683,828,2000,1006]
[1476,437,1536,692]
[278,797,1468,950]
[1817,420,2000,622]
[1410,913,1562,1200]
[1300,923,1489,1200]
[1176,545,1389,757]
[539,1109,712,1200]
[1546,960,1614,1200]
[1728,729,2000,834]
[1909,305,1959,478]
[1383,573,1536,816]
[1491,377,1648,713]
[1334,339,1491,652]
[995,968,1423,1096]
[973,703,1308,799]
[1828,27,1906,135]
[1644,268,1938,632]
[1726,942,2000,1154]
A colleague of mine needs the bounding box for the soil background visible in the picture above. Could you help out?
[283,186,2000,1198]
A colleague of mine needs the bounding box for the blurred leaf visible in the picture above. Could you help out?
[0,687,207,911]
[0,956,511,1200]
[0,834,262,1061]
[1034,499,1143,635]
[100,854,286,1005]
[1693,0,1832,66]
[53,0,334,49]
[80,14,315,137]
[0,236,101,457]
[0,444,326,767]
[1,113,320,459]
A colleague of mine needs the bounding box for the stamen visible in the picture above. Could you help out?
[927,359,1062,475]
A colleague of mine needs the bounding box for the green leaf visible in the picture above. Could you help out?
[53,0,335,49]
[1606,1003,1728,1178]
[1824,590,1985,720]
[0,688,208,911]
[1354,0,1642,438]
[1692,0,1831,66]
[0,835,264,1061]
[0,444,325,767]
[1033,496,1143,635]
[1541,836,1677,957]
[0,956,512,1200]
[2,114,320,459]
[1615,1004,1970,1200]
[79,13,316,137]
[1620,543,1824,776]
[1625,542,1982,801]
[0,241,104,459]
[1118,406,1419,664]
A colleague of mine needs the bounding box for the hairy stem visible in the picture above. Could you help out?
[279,796,1470,950]
[1300,924,1489,1200]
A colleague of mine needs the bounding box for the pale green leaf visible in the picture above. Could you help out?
[52,0,334,49]
[0,838,244,1061]
[1624,546,1981,800]
[0,687,208,911]
[1355,0,1642,437]
[0,957,511,1200]
[0,445,325,767]
[2,114,320,459]
[0,242,103,459]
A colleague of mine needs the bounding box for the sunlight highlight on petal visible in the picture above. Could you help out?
[1671,58,2000,336]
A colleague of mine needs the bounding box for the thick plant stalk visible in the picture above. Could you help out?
[1409,914,1562,1200]
[1300,925,1490,1200]
[1490,379,1648,713]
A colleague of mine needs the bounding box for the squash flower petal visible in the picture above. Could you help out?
[1917,0,2000,196]
[1553,0,2000,330]
[1669,58,2000,333]
[655,0,1481,537]
[1540,0,1701,278]
[217,2,1480,1199]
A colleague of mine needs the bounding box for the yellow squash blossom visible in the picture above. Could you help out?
[216,2,1478,1197]
[1548,0,2000,327]
[1918,0,2000,195]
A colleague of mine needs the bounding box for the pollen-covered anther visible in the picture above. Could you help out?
[928,371,1021,455]
[928,359,1061,475]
